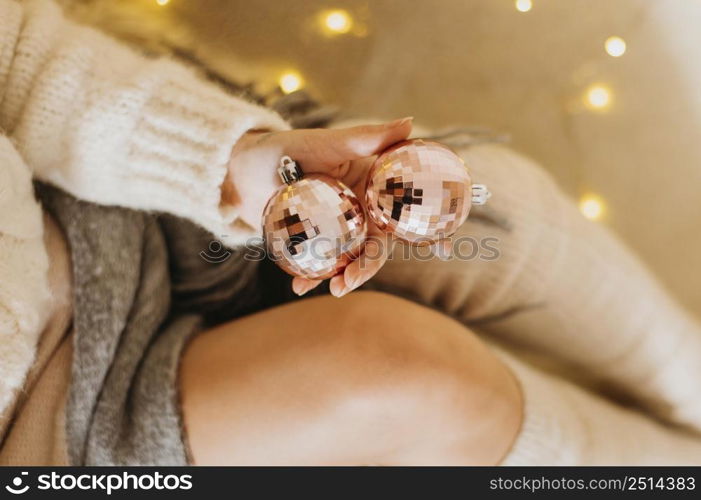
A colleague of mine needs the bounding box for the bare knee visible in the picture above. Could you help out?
[325,291,521,464]
[181,291,521,464]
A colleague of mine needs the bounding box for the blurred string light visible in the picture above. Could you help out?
[321,9,353,35]
[605,36,626,57]
[279,71,304,94]
[579,194,606,220]
[515,0,533,13]
[155,0,170,6]
[584,84,612,111]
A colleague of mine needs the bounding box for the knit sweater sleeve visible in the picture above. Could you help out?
[0,0,289,245]
[0,136,50,416]
[494,347,701,465]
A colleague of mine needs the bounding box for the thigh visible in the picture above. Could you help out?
[179,291,521,465]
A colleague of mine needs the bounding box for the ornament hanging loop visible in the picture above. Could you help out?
[471,184,492,205]
[278,156,304,185]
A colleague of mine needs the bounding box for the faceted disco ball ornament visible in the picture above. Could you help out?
[365,139,490,245]
[262,156,367,280]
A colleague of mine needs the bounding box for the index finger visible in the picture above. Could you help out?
[281,118,413,173]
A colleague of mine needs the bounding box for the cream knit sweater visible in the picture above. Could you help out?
[0,0,286,415]
[1,0,701,465]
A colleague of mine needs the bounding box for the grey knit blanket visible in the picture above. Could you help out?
[37,184,298,465]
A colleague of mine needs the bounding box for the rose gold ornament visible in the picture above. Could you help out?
[262,156,367,280]
[365,139,490,245]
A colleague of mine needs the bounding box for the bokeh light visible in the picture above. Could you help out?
[605,36,627,57]
[579,195,606,220]
[155,0,170,6]
[585,85,612,111]
[279,71,304,94]
[322,10,353,34]
[515,0,533,13]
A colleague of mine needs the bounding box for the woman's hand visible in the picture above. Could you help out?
[224,118,414,297]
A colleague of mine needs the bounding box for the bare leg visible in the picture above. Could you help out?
[179,291,521,465]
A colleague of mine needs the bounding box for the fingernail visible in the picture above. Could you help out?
[329,280,343,297]
[293,282,311,296]
[344,271,360,291]
[388,116,414,128]
[330,281,351,298]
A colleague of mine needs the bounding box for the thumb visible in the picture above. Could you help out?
[284,117,413,171]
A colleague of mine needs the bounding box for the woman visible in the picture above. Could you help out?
[2,0,701,465]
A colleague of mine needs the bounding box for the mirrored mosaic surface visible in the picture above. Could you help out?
[365,139,472,245]
[263,175,367,279]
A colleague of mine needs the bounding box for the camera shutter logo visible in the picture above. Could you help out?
[199,238,232,263]
[6,472,30,495]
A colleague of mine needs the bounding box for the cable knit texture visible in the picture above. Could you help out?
[0,0,288,243]
[0,0,287,419]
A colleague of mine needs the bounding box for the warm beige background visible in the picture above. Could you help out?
[66,0,701,317]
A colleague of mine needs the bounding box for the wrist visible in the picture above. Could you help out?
[222,130,281,230]
[222,130,270,204]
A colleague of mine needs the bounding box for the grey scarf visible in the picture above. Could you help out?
[37,183,298,465]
